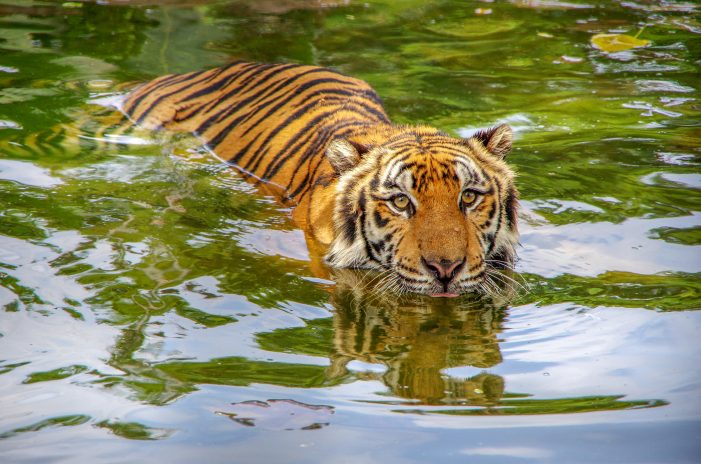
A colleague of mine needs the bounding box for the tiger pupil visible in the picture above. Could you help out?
[393,195,410,209]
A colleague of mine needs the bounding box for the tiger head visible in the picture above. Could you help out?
[325,124,518,296]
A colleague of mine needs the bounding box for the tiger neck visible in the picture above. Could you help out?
[292,123,394,246]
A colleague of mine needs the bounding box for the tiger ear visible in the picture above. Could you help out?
[469,124,513,159]
[326,139,368,174]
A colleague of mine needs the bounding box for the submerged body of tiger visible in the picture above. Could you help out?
[122,61,519,296]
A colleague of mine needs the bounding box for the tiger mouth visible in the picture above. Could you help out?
[390,269,487,296]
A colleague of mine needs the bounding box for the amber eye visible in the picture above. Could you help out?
[461,190,479,207]
[391,194,411,210]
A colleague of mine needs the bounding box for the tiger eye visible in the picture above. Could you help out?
[392,194,410,210]
[461,190,479,206]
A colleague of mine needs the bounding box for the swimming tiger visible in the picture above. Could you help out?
[121,61,519,296]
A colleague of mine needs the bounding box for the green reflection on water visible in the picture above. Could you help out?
[22,364,89,384]
[95,420,174,441]
[0,415,91,440]
[397,396,669,416]
[159,357,340,389]
[650,225,701,246]
[517,271,701,311]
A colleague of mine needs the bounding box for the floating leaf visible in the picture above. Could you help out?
[591,33,650,52]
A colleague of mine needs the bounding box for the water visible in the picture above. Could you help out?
[1,1,700,462]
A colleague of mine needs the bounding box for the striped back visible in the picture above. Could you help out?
[122,61,390,200]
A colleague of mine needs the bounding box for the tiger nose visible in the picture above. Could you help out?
[422,258,466,285]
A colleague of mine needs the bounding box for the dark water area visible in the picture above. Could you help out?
[0,1,700,463]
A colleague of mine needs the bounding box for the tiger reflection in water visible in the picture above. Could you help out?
[324,268,508,405]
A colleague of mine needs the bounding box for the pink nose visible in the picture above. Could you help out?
[423,258,465,285]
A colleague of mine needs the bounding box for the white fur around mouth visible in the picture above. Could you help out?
[391,272,487,296]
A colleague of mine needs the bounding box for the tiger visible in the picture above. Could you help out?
[121,61,519,297]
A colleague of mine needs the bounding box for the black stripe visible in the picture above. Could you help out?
[287,121,370,199]
[341,214,357,244]
[286,122,361,185]
[246,104,340,176]
[504,189,518,231]
[271,112,372,193]
[178,61,262,105]
[236,75,359,138]
[426,143,468,154]
[371,238,385,254]
[385,162,417,188]
[482,199,496,221]
[195,64,307,135]
[241,87,387,140]
[129,68,215,121]
[358,189,382,264]
[251,95,387,180]
[202,70,339,149]
[373,210,389,227]
[395,272,429,285]
[124,70,199,114]
[486,180,503,256]
[226,136,259,164]
[468,258,485,272]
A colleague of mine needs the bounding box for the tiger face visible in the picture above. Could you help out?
[325,124,518,296]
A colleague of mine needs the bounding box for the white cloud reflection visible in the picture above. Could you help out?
[518,205,701,277]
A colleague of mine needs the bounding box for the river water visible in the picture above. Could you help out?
[0,1,699,463]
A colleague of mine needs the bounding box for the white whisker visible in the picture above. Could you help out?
[487,268,528,294]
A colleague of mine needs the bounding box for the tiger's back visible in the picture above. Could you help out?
[122,61,390,200]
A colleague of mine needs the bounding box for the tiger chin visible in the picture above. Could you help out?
[318,125,519,298]
[121,61,519,297]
